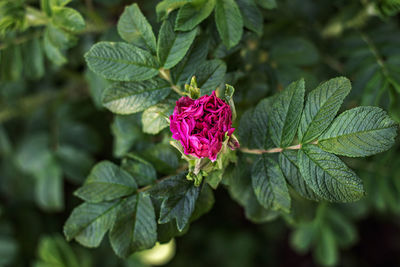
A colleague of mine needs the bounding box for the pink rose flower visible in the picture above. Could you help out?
[170,91,237,161]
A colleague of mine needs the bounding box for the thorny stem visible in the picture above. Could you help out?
[159,68,185,95]
[240,141,318,154]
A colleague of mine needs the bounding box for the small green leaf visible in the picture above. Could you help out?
[318,106,398,157]
[121,153,157,187]
[156,0,192,20]
[43,29,67,65]
[85,42,159,82]
[117,3,157,54]
[215,0,243,48]
[102,78,171,114]
[150,173,200,231]
[298,144,364,202]
[236,0,263,36]
[52,7,85,32]
[252,155,291,213]
[34,160,64,212]
[157,19,197,69]
[192,59,226,95]
[279,150,319,200]
[141,99,175,134]
[175,0,216,31]
[269,79,305,147]
[74,161,137,203]
[23,38,45,79]
[109,193,157,258]
[63,200,120,247]
[314,227,338,267]
[298,77,351,144]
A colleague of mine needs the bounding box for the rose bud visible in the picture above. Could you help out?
[170,91,238,162]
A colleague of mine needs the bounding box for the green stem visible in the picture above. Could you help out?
[240,141,318,154]
[159,68,184,95]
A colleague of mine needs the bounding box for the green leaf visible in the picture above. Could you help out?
[74,161,137,203]
[150,173,200,231]
[85,42,159,82]
[193,59,227,95]
[43,29,67,65]
[298,77,351,144]
[255,0,276,9]
[34,160,64,212]
[23,38,45,79]
[121,153,157,187]
[56,145,95,184]
[141,99,175,134]
[279,150,319,200]
[314,227,338,267]
[156,0,192,20]
[142,144,179,174]
[52,7,85,32]
[318,106,398,157]
[215,0,243,48]
[171,36,209,84]
[111,114,143,158]
[35,235,86,267]
[269,79,305,147]
[236,0,263,36]
[102,78,171,114]
[157,19,197,69]
[298,144,364,202]
[238,97,274,149]
[109,193,157,258]
[117,3,157,54]
[64,200,120,247]
[225,160,279,223]
[190,184,215,221]
[175,0,216,31]
[251,155,291,212]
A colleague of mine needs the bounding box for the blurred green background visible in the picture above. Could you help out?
[1,0,400,266]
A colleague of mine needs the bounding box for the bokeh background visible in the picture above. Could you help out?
[1,0,400,266]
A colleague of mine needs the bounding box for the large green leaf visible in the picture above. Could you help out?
[85,42,159,82]
[52,7,85,32]
[215,0,243,48]
[121,153,157,187]
[109,193,157,258]
[171,36,209,84]
[102,78,171,114]
[141,99,175,134]
[298,144,364,202]
[157,20,197,69]
[251,155,291,212]
[279,150,319,200]
[64,200,121,247]
[238,97,274,149]
[175,0,216,31]
[225,160,279,223]
[74,161,137,203]
[298,77,351,143]
[236,0,263,36]
[156,0,192,20]
[269,79,305,147]
[318,106,398,157]
[117,3,157,54]
[192,59,226,95]
[150,173,200,231]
